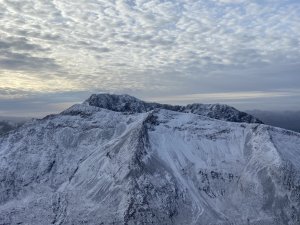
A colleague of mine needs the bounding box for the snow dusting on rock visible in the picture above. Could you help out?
[0,94,299,225]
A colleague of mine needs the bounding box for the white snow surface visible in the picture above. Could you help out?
[0,94,299,225]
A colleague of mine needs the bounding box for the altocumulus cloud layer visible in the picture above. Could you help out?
[0,0,300,116]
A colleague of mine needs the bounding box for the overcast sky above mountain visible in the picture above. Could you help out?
[0,0,299,116]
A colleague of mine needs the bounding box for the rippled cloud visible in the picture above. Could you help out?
[0,0,299,115]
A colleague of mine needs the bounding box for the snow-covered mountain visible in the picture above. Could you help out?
[0,94,299,225]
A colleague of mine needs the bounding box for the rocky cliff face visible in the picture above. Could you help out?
[0,94,299,225]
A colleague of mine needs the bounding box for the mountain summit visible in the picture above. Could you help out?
[83,93,263,123]
[0,94,299,225]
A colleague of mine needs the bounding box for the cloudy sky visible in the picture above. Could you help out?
[0,0,299,117]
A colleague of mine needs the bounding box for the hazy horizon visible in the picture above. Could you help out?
[1,91,300,118]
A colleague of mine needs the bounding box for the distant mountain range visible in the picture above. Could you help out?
[0,94,299,224]
[0,117,28,135]
[247,110,300,133]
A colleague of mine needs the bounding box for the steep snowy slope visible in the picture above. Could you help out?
[0,94,299,225]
